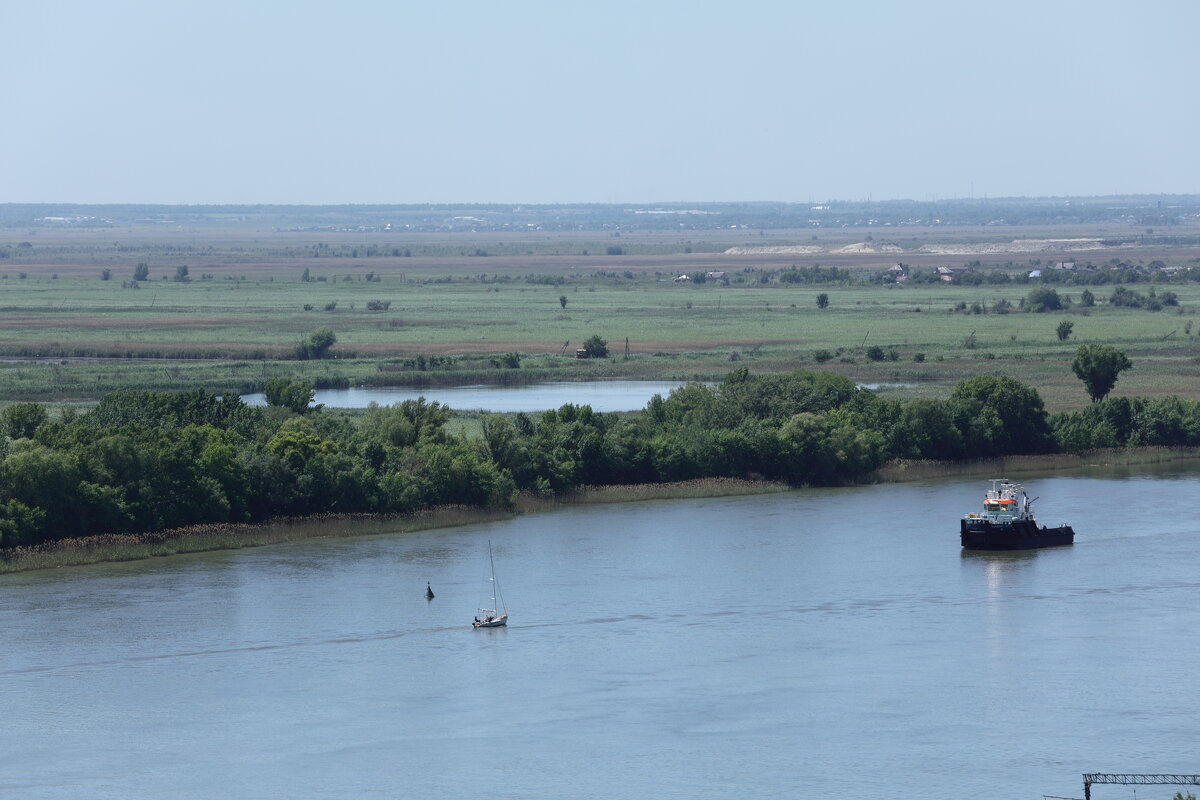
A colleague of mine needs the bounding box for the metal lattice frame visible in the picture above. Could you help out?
[1083,774,1200,800]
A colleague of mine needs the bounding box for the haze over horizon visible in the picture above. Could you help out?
[5,0,1197,206]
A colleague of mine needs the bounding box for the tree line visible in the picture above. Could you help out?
[2,363,1199,549]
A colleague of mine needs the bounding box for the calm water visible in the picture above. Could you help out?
[243,380,693,412]
[242,381,913,412]
[4,465,1200,799]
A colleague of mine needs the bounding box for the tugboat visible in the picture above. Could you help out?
[960,479,1075,550]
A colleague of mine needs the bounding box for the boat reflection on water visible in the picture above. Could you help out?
[960,548,1039,597]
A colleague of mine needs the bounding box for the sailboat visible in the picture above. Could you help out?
[472,541,508,628]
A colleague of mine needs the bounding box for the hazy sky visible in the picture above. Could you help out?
[4,0,1197,204]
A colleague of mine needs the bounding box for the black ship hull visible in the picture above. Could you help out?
[960,519,1075,550]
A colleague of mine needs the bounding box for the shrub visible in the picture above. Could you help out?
[489,352,521,369]
[1025,286,1062,312]
[581,334,609,358]
[295,328,337,360]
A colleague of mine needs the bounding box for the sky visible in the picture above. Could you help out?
[3,0,1198,205]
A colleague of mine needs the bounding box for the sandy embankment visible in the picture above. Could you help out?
[724,238,1111,257]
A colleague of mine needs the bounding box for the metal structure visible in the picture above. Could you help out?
[1083,774,1200,800]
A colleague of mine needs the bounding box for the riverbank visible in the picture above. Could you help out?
[4,447,1199,575]
[0,508,514,574]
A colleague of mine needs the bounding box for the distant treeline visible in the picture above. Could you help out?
[3,195,1199,232]
[3,370,1200,548]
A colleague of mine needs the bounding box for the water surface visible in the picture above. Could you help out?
[243,380,692,412]
[4,464,1199,799]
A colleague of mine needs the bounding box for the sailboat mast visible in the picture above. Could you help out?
[488,540,505,615]
[488,541,497,607]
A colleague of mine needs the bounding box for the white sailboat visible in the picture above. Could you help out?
[472,541,508,628]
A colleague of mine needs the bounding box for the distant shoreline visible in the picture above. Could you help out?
[3,448,1198,575]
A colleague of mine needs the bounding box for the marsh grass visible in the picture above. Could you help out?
[875,446,1200,482]
[515,477,791,512]
[0,507,513,574]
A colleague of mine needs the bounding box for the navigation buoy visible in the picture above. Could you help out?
[425,582,435,600]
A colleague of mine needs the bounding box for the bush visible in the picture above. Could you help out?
[489,352,521,369]
[295,328,337,359]
[1025,287,1062,312]
[582,334,609,358]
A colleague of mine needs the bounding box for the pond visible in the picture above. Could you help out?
[243,380,694,412]
[242,380,916,412]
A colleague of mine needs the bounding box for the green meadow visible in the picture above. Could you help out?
[2,222,1199,412]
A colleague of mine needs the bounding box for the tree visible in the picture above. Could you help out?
[950,374,1055,455]
[1072,344,1132,403]
[1024,286,1061,312]
[1,402,49,439]
[816,293,830,309]
[132,263,150,281]
[1056,320,1074,341]
[263,378,316,414]
[173,265,190,282]
[559,295,568,309]
[581,334,608,358]
[295,327,337,359]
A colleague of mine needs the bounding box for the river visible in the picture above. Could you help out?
[3,464,1199,799]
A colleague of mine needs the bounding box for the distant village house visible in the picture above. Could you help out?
[937,266,973,282]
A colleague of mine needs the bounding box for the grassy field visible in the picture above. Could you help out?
[2,222,1200,412]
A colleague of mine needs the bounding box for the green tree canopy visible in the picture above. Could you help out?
[582,334,608,358]
[1072,344,1132,403]
[950,374,1055,455]
[1025,286,1062,312]
[1,403,49,440]
[263,379,316,414]
[296,328,337,359]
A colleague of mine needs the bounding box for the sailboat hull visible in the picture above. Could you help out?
[473,615,507,628]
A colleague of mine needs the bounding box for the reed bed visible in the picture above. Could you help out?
[0,507,514,574]
[515,477,791,512]
[875,446,1200,482]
